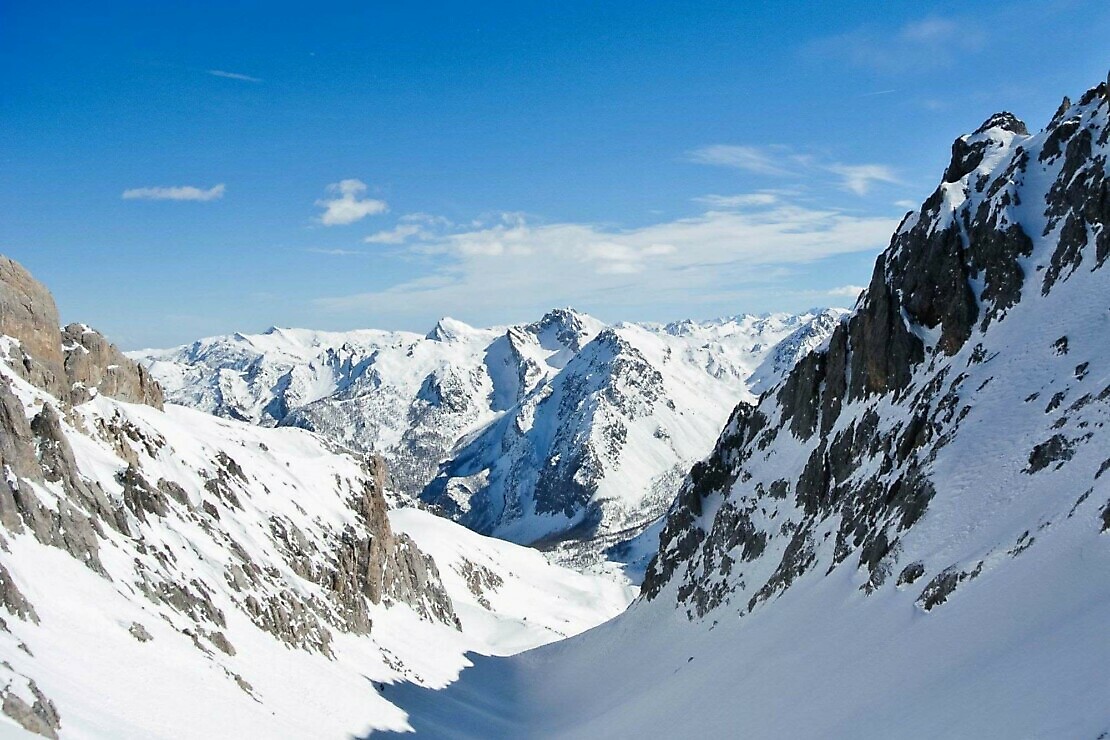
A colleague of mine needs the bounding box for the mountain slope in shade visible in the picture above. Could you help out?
[375,78,1110,739]
[0,257,632,738]
[135,309,845,561]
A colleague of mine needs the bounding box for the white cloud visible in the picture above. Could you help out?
[894,199,919,210]
[828,284,866,298]
[308,248,364,256]
[122,184,226,201]
[315,179,388,226]
[826,164,901,196]
[686,145,793,175]
[314,200,898,321]
[365,223,425,244]
[694,193,779,209]
[207,70,262,83]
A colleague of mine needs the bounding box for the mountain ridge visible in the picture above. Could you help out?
[135,307,847,563]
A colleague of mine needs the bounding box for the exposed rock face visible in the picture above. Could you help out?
[62,323,164,408]
[643,79,1110,620]
[0,673,61,739]
[0,257,165,409]
[0,257,66,399]
[336,459,459,627]
[0,254,464,733]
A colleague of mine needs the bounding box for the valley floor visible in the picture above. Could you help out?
[372,501,1110,739]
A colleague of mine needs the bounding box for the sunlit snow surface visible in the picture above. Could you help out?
[0,361,632,738]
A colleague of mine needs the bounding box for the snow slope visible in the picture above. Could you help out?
[135,309,845,560]
[369,78,1110,738]
[0,262,632,738]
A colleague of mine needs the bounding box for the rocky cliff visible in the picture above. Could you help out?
[643,79,1110,619]
[61,323,164,408]
[0,257,460,737]
[0,256,163,410]
[0,257,68,401]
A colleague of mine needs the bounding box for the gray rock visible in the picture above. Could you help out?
[0,562,38,623]
[0,257,66,399]
[1,677,61,739]
[0,256,165,409]
[128,622,153,642]
[61,323,164,408]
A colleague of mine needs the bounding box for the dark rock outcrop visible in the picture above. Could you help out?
[643,78,1110,620]
[1,674,61,739]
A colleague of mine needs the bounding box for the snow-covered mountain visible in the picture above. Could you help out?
[135,309,845,560]
[0,256,632,738]
[376,78,1110,737]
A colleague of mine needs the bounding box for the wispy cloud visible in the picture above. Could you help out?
[694,193,779,209]
[825,164,900,196]
[688,144,900,197]
[807,16,985,74]
[207,69,262,83]
[122,184,226,201]
[686,145,794,175]
[314,199,898,321]
[827,284,866,298]
[315,179,388,226]
[365,223,426,244]
[308,248,364,256]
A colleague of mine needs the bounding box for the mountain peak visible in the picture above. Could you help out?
[533,306,587,326]
[426,316,475,342]
[943,111,1030,184]
[973,111,1028,136]
[525,307,604,352]
[645,73,1110,616]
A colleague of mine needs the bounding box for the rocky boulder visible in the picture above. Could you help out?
[62,323,164,409]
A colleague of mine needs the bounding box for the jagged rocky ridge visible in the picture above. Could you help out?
[0,258,632,738]
[0,259,454,736]
[643,80,1110,616]
[136,309,845,557]
[0,258,163,410]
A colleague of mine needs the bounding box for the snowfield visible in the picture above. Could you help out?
[0,358,631,738]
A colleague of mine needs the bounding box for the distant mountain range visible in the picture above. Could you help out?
[134,308,845,568]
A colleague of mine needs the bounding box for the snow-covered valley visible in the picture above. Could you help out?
[363,76,1110,738]
[1,69,1108,740]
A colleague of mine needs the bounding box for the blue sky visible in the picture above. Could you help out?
[2,1,1108,348]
